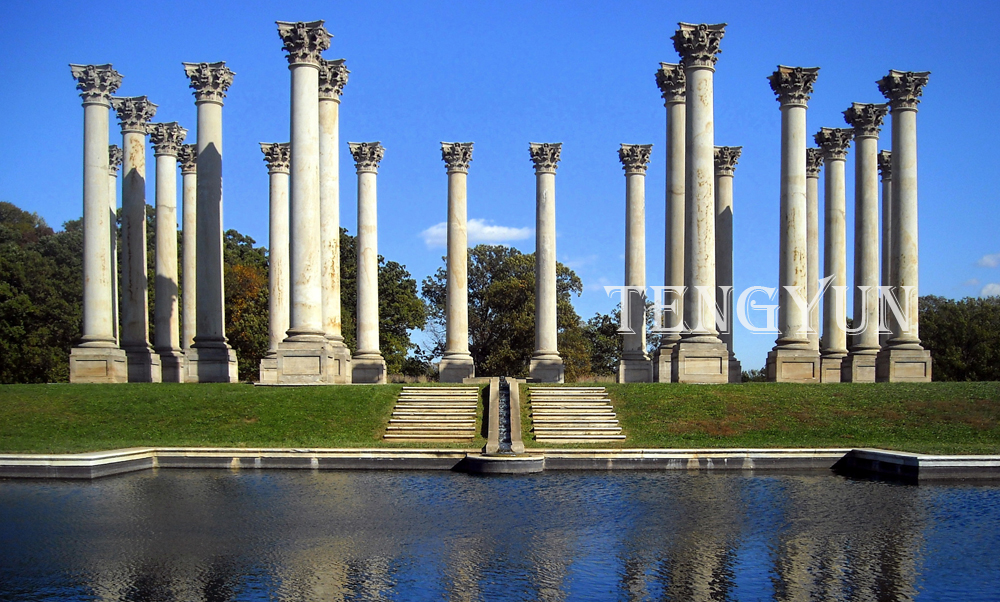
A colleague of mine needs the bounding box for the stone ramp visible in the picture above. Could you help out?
[529,386,625,443]
[383,386,480,441]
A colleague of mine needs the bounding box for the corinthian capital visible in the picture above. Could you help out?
[318,58,349,99]
[878,150,892,181]
[349,142,385,173]
[529,142,562,173]
[768,65,819,107]
[277,20,332,66]
[713,146,742,176]
[148,122,188,156]
[109,145,123,176]
[111,96,157,134]
[877,70,930,110]
[806,148,824,178]
[178,144,197,173]
[260,142,291,173]
[672,23,726,69]
[182,62,235,104]
[843,102,889,138]
[619,144,653,174]
[814,127,853,160]
[655,62,686,104]
[69,64,122,105]
[441,142,473,173]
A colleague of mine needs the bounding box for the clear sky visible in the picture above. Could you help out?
[1,0,998,371]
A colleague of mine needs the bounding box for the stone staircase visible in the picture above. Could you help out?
[383,386,480,441]
[528,386,625,443]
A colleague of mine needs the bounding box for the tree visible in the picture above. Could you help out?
[920,295,1000,381]
[223,230,269,381]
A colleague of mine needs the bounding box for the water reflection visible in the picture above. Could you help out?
[1,470,998,601]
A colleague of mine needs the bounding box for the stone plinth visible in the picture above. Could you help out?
[876,347,932,382]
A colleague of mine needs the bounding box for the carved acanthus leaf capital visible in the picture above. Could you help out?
[441,142,474,173]
[814,127,853,160]
[182,62,235,103]
[843,102,889,138]
[671,23,726,69]
[178,144,198,173]
[260,142,291,173]
[655,62,686,104]
[318,58,349,99]
[529,142,562,173]
[877,70,930,110]
[111,96,157,133]
[768,65,819,107]
[108,145,123,176]
[349,142,385,173]
[806,148,824,178]
[69,64,122,105]
[277,20,332,66]
[878,150,892,180]
[148,122,188,156]
[713,146,742,176]
[619,144,653,174]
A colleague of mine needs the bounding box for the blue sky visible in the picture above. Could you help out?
[1,0,998,371]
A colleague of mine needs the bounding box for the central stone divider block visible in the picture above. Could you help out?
[528,386,625,443]
[383,386,480,441]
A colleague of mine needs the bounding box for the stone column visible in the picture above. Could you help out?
[318,58,352,383]
[108,144,122,348]
[177,144,197,352]
[876,70,932,382]
[111,95,161,382]
[68,64,127,383]
[349,142,388,384]
[439,142,477,382]
[182,61,238,382]
[878,150,893,348]
[815,127,853,382]
[842,103,889,382]
[670,22,730,384]
[805,147,823,354]
[528,142,564,383]
[274,21,333,384]
[618,144,653,383]
[766,65,821,383]
[653,62,685,382]
[258,143,290,384]
[148,122,188,382]
[714,145,742,383]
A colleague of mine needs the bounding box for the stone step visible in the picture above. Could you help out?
[534,426,622,433]
[386,426,475,432]
[389,418,476,424]
[535,436,627,442]
[530,403,613,408]
[383,435,474,440]
[394,403,478,408]
[532,419,619,425]
[533,410,615,416]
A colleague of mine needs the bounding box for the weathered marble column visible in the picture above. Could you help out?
[68,64,127,382]
[766,65,820,383]
[108,144,122,348]
[815,127,853,383]
[439,142,477,382]
[182,61,238,382]
[111,95,161,382]
[878,150,893,348]
[843,103,889,382]
[349,142,387,384]
[653,62,685,382]
[618,144,653,383]
[177,144,197,352]
[258,143,290,384]
[318,58,352,383]
[876,70,932,382]
[670,22,730,384]
[148,122,187,382]
[529,142,564,383]
[805,147,823,354]
[274,21,333,384]
[714,145,742,383]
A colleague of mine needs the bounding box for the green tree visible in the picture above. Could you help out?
[223,230,269,381]
[920,295,1000,381]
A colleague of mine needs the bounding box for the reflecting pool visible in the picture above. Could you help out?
[2,470,999,601]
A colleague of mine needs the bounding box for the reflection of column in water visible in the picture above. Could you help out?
[443,534,485,602]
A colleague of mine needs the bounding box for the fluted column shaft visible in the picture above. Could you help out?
[655,63,686,349]
[805,149,822,351]
[118,117,153,354]
[356,169,380,354]
[81,101,116,346]
[319,59,348,346]
[534,168,558,356]
[265,153,290,352]
[889,109,920,346]
[714,146,741,358]
[777,103,809,346]
[153,146,181,354]
[445,169,470,356]
[879,151,892,347]
[849,126,883,355]
[193,100,227,343]
[821,149,848,359]
[108,145,122,347]
[621,145,651,361]
[178,146,197,351]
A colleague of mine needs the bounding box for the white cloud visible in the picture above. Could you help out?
[963,278,981,287]
[981,283,1000,297]
[977,253,1000,268]
[420,218,532,248]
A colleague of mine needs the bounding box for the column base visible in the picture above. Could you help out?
[820,354,845,383]
[529,356,564,383]
[352,354,387,384]
[258,354,277,384]
[157,349,187,383]
[728,358,742,384]
[69,346,128,383]
[123,346,162,383]
[653,345,677,382]
[671,339,730,384]
[842,352,877,383]
[326,341,353,384]
[766,347,820,383]
[617,357,652,383]
[275,341,330,385]
[439,355,475,383]
[186,345,239,383]
[876,346,932,382]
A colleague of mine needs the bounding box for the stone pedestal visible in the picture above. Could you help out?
[766,348,820,383]
[528,142,564,383]
[259,142,290,384]
[715,146,742,383]
[617,144,653,383]
[439,142,476,382]
[876,347,932,382]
